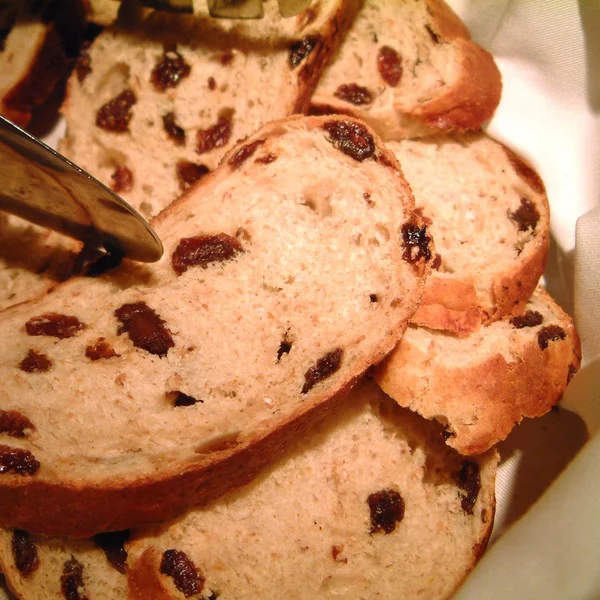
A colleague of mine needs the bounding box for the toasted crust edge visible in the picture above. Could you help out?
[409,139,550,334]
[375,289,582,455]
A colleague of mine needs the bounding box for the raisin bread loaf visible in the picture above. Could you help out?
[0,379,498,600]
[0,115,433,538]
[59,0,360,219]
[387,132,550,333]
[375,288,581,455]
[310,0,502,140]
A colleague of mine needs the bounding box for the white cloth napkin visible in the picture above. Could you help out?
[446,1,600,598]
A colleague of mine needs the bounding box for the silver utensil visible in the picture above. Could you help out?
[0,115,163,263]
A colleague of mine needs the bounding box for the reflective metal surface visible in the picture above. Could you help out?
[0,115,163,263]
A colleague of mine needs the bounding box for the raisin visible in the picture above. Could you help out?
[196,111,233,155]
[368,489,405,534]
[402,223,432,263]
[324,120,375,162]
[94,530,129,574]
[0,410,35,438]
[151,50,191,91]
[170,392,203,407]
[510,310,543,329]
[289,37,318,68]
[85,338,119,361]
[115,302,174,357]
[25,313,86,339]
[256,153,277,165]
[331,545,347,563]
[163,112,186,146]
[510,198,540,232]
[207,77,216,90]
[277,340,292,361]
[377,46,403,87]
[0,445,40,475]
[334,83,373,105]
[425,24,441,43]
[228,139,265,169]
[369,294,378,302]
[456,461,480,515]
[111,165,134,193]
[537,325,567,350]
[19,350,52,373]
[160,549,205,597]
[301,348,343,394]
[96,89,137,132]
[176,161,210,191]
[75,47,92,83]
[171,234,244,275]
[61,557,88,600]
[12,530,39,577]
[220,51,234,66]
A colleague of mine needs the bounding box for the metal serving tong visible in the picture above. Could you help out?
[138,0,312,19]
[0,115,163,263]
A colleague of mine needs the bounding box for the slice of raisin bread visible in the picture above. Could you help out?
[59,0,360,219]
[0,115,433,538]
[375,288,581,455]
[126,378,497,600]
[387,132,550,334]
[310,0,502,140]
[0,214,77,312]
[0,17,67,126]
[0,530,128,600]
[0,378,498,600]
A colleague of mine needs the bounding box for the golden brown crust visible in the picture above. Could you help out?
[412,40,502,132]
[292,0,363,114]
[424,0,472,40]
[376,289,581,455]
[2,24,68,126]
[0,375,361,538]
[128,547,172,600]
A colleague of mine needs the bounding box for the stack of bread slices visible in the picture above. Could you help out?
[0,1,580,599]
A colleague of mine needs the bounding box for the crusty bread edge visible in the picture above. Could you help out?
[376,289,582,455]
[410,139,551,334]
[2,23,68,127]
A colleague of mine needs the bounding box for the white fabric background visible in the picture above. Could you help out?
[446,1,600,598]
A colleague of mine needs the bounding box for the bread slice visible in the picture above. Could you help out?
[0,17,67,126]
[59,0,360,219]
[0,213,77,312]
[0,379,497,600]
[310,0,501,140]
[374,288,581,455]
[0,115,433,538]
[0,529,128,600]
[387,132,550,333]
